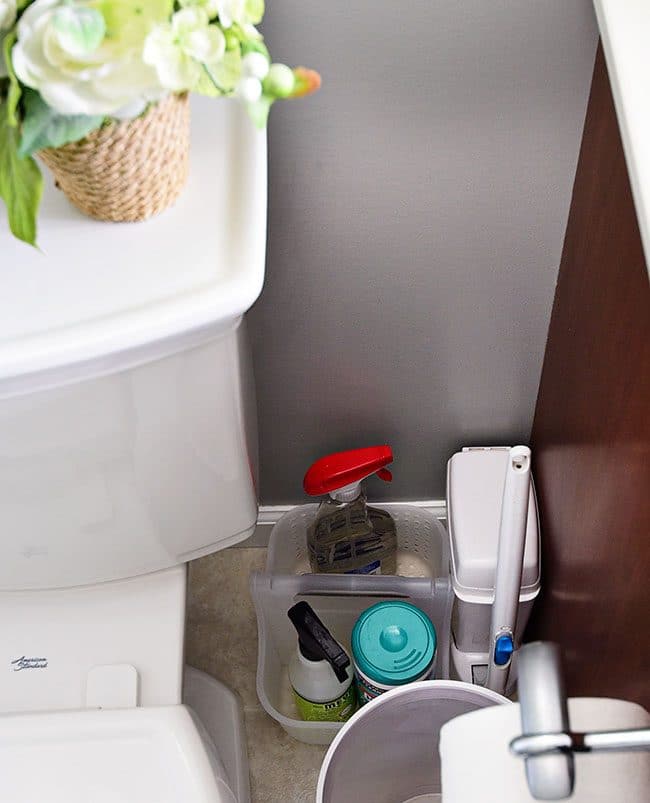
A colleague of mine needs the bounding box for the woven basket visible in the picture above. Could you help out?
[39,93,190,223]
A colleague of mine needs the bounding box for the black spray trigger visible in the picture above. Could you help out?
[288,601,350,683]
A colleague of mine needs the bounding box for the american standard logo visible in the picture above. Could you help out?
[11,656,48,671]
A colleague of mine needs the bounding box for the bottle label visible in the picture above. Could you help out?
[292,684,357,722]
[345,560,381,575]
[354,665,435,706]
[354,673,387,705]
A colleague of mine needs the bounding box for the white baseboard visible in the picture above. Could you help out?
[237,499,447,547]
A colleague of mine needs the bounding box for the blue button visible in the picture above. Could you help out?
[494,634,514,666]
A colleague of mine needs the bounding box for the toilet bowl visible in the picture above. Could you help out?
[0,97,266,801]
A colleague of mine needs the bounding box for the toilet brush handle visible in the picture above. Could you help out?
[486,446,531,695]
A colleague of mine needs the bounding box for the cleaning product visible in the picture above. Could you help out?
[303,446,398,575]
[287,601,357,722]
[351,600,437,705]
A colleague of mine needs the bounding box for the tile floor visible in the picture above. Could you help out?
[186,548,327,803]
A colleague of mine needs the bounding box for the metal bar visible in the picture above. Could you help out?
[584,728,650,753]
[510,732,573,757]
[517,642,575,799]
[510,727,650,758]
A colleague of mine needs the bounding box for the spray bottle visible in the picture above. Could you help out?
[287,602,357,722]
[303,446,397,574]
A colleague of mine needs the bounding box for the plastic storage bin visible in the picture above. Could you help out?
[266,503,445,578]
[316,680,508,803]
[251,504,453,745]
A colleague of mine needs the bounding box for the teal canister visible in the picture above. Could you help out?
[351,601,437,705]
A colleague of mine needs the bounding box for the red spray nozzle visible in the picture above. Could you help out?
[303,446,393,496]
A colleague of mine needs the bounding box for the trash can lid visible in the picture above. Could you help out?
[352,601,436,686]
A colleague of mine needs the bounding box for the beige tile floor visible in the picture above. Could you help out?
[186,548,327,803]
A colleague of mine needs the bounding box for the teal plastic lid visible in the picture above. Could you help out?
[351,601,437,686]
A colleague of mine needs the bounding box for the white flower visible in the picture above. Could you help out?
[0,0,16,31]
[12,0,167,118]
[143,8,226,92]
[241,51,268,80]
[236,75,261,103]
[179,0,220,21]
[215,0,264,30]
[234,51,267,103]
[49,3,105,59]
[240,23,263,40]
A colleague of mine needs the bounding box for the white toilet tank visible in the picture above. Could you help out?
[0,324,259,590]
[0,98,267,591]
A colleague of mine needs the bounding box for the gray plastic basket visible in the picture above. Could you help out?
[251,504,453,744]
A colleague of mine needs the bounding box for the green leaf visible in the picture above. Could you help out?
[2,32,21,128]
[195,49,242,97]
[240,37,269,60]
[19,89,103,157]
[0,105,43,246]
[195,65,225,98]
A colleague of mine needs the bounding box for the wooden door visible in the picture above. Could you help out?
[529,46,650,707]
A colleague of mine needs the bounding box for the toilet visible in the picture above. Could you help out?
[0,98,266,802]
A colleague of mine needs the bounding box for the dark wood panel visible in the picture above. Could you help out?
[529,45,650,707]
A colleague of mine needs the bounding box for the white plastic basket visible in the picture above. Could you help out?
[251,504,453,745]
[266,503,446,578]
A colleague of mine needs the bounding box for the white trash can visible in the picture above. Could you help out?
[316,680,508,803]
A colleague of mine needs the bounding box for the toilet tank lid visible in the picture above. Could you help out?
[0,705,236,802]
[0,98,266,394]
[447,447,541,603]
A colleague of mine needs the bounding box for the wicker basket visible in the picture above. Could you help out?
[38,93,190,223]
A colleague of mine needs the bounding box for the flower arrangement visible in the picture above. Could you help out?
[0,0,320,245]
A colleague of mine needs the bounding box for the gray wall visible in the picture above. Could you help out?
[248,1,598,503]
